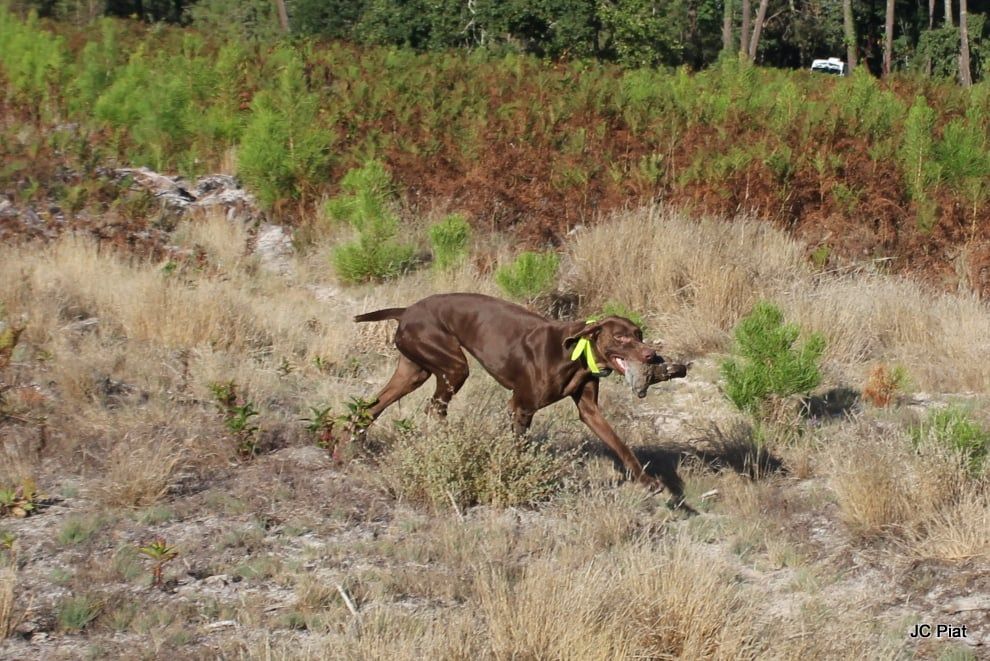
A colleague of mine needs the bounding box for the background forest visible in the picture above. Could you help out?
[9,0,990,80]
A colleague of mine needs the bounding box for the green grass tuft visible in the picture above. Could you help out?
[494,251,559,300]
[912,404,990,474]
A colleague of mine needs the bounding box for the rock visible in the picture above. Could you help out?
[116,167,264,226]
[272,445,333,468]
[254,224,295,275]
[203,574,234,587]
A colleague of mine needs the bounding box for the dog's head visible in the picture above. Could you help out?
[564,317,689,397]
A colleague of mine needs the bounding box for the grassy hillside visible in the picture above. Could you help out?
[0,205,987,658]
[2,9,990,293]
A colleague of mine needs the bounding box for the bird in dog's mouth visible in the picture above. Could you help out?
[613,357,689,398]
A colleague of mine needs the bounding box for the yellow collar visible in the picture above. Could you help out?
[570,337,602,374]
[570,318,605,375]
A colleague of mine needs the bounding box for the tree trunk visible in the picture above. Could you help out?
[883,0,894,77]
[740,0,751,58]
[723,0,734,53]
[843,0,857,70]
[748,0,770,60]
[274,0,290,33]
[944,0,953,27]
[960,0,972,86]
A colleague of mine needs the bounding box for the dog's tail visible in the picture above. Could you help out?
[354,307,406,323]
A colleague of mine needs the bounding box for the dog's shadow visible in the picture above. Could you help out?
[580,421,786,503]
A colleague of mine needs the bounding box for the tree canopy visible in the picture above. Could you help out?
[11,0,990,80]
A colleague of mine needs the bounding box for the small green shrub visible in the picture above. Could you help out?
[382,417,572,510]
[0,479,39,518]
[325,160,395,228]
[912,404,990,474]
[327,160,416,283]
[494,251,560,300]
[67,19,123,115]
[935,119,990,214]
[237,47,331,207]
[720,301,826,416]
[332,237,417,283]
[899,95,942,231]
[0,9,67,111]
[428,213,471,271]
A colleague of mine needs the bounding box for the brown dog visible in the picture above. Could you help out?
[354,293,687,494]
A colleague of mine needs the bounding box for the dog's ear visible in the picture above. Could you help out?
[563,320,607,350]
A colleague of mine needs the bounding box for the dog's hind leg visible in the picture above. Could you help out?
[367,355,431,421]
[425,351,469,418]
[335,355,429,462]
[393,333,470,419]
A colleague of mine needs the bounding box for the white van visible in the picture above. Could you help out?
[810,58,847,76]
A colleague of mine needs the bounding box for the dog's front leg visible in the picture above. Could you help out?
[572,382,664,492]
[508,393,535,436]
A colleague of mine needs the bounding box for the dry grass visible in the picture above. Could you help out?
[567,205,990,392]
[904,487,990,562]
[828,416,988,563]
[0,566,16,639]
[787,274,990,391]
[95,432,188,508]
[173,214,252,271]
[566,206,807,354]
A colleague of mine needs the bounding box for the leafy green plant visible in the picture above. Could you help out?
[209,381,261,458]
[303,398,376,459]
[137,539,179,589]
[720,301,826,417]
[494,251,560,300]
[810,244,831,269]
[912,404,990,475]
[340,396,375,431]
[428,213,471,271]
[301,405,336,450]
[0,480,39,519]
